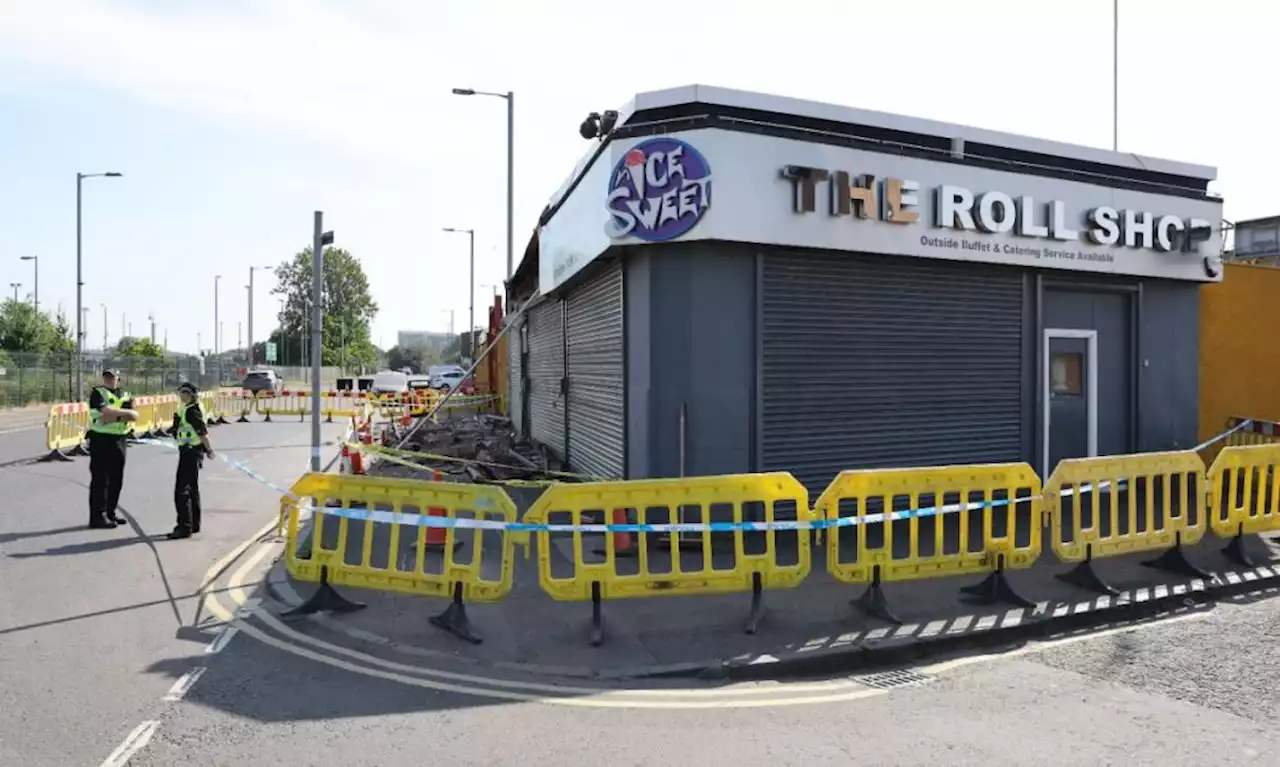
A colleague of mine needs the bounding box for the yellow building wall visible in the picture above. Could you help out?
[1199,263,1280,441]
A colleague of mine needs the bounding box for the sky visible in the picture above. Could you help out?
[0,0,1271,356]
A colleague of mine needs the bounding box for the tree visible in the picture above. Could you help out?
[0,299,74,354]
[385,343,442,374]
[117,336,165,358]
[272,246,379,370]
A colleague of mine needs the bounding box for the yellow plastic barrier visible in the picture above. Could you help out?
[41,402,90,461]
[814,462,1042,623]
[408,389,440,418]
[1207,443,1280,568]
[1225,417,1280,447]
[321,390,365,421]
[131,396,158,437]
[153,394,178,430]
[281,472,524,644]
[1043,450,1208,595]
[522,473,811,644]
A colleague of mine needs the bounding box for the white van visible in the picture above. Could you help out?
[370,370,409,395]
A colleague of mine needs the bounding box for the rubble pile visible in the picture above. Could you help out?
[373,413,564,485]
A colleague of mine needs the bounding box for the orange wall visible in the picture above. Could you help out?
[1199,263,1280,441]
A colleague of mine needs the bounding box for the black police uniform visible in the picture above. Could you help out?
[87,382,134,527]
[170,390,211,538]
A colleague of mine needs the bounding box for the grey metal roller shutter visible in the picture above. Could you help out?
[507,318,524,435]
[762,251,1023,494]
[566,263,625,478]
[527,300,566,457]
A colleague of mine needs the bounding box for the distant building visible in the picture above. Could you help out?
[397,330,451,350]
[1225,216,1280,262]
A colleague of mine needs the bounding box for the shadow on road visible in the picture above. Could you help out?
[7,535,168,557]
[0,582,268,638]
[0,525,87,544]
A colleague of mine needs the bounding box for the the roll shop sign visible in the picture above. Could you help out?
[780,165,1219,278]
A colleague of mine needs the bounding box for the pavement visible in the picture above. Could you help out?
[0,405,52,464]
[0,417,345,767]
[261,464,1280,680]
[5,411,1280,766]
[93,558,1280,765]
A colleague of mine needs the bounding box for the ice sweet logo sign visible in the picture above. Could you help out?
[605,137,712,242]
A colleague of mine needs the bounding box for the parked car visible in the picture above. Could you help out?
[241,369,280,394]
[432,370,476,393]
[370,370,410,395]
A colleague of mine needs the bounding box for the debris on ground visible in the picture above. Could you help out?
[371,412,567,485]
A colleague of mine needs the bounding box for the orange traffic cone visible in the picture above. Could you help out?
[424,506,448,547]
[595,508,637,558]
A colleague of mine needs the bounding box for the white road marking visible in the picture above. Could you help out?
[918,610,1213,675]
[163,667,207,701]
[204,625,239,654]
[98,720,159,767]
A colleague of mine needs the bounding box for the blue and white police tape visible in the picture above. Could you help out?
[134,436,309,500]
[1191,418,1252,452]
[137,418,1256,537]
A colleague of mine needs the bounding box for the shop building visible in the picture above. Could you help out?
[506,86,1223,492]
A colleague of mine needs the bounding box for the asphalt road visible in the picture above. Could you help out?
[128,588,1280,767]
[0,419,344,767]
[4,417,1279,767]
[0,419,51,466]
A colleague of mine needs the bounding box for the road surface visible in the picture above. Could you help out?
[2,418,1278,766]
[0,419,344,767]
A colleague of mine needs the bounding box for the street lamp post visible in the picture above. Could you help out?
[310,212,335,472]
[248,265,272,366]
[101,304,107,352]
[214,275,222,356]
[451,87,514,281]
[20,256,37,312]
[8,283,20,302]
[443,227,475,359]
[75,171,122,401]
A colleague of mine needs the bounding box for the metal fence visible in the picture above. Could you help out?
[0,352,249,407]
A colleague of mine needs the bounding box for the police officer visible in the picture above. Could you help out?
[169,382,215,540]
[87,369,138,529]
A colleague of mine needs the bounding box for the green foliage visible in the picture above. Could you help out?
[385,343,442,374]
[116,336,165,358]
[272,246,379,369]
[0,299,74,354]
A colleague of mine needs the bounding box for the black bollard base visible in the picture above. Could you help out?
[744,571,765,635]
[959,555,1036,609]
[852,565,904,624]
[1142,532,1211,580]
[429,582,482,644]
[588,581,605,647]
[281,566,366,618]
[1056,548,1120,596]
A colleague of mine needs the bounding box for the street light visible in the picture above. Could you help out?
[443,227,475,359]
[442,309,456,361]
[75,171,122,401]
[8,282,20,302]
[100,304,107,352]
[451,87,514,282]
[248,265,272,366]
[20,256,37,312]
[214,275,222,356]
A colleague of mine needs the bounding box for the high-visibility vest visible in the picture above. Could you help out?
[176,402,204,447]
[89,387,131,436]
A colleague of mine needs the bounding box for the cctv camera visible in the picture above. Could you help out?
[599,110,619,135]
[579,112,601,140]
